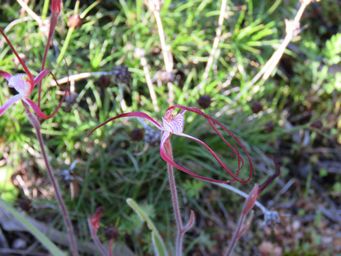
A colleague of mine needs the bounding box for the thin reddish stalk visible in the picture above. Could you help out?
[224,185,259,256]
[164,139,194,256]
[39,12,59,107]
[24,104,79,256]
[87,218,107,256]
[224,213,246,256]
[0,28,34,85]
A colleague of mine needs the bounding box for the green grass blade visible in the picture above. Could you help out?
[126,198,168,256]
[0,200,66,256]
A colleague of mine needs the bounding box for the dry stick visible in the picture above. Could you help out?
[135,48,160,112]
[150,4,174,104]
[165,140,195,256]
[24,105,79,256]
[50,71,112,86]
[16,0,43,25]
[19,0,30,17]
[198,0,228,91]
[248,0,312,89]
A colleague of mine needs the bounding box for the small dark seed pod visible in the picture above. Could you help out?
[112,66,132,85]
[104,227,119,241]
[250,101,263,114]
[97,75,112,88]
[264,121,274,133]
[129,128,145,141]
[197,95,212,109]
[310,120,323,129]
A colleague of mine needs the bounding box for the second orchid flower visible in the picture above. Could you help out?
[89,104,254,185]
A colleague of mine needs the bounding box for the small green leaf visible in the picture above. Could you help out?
[127,198,168,256]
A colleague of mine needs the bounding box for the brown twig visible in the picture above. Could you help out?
[147,0,174,103]
[240,0,313,98]
[135,48,159,112]
[198,0,228,91]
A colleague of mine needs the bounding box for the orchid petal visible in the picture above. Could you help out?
[88,112,162,136]
[167,104,253,184]
[8,74,31,97]
[176,132,247,184]
[159,134,228,184]
[23,98,50,119]
[0,94,22,116]
[33,69,50,86]
[0,70,12,81]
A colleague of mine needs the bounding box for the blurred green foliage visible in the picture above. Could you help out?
[0,0,339,254]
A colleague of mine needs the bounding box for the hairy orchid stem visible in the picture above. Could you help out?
[165,140,193,256]
[24,105,79,256]
[224,212,246,256]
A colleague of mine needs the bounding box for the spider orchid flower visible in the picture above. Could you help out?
[0,29,65,119]
[89,104,254,185]
[0,70,52,118]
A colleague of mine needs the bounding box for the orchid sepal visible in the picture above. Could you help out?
[0,70,12,81]
[88,111,162,136]
[0,94,22,116]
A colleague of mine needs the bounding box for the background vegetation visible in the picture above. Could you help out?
[0,0,340,255]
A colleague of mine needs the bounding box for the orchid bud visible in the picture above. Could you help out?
[68,14,82,29]
[51,0,61,14]
[90,207,104,233]
[242,184,259,216]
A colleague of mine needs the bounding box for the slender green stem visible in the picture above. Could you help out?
[25,105,79,256]
[57,0,80,65]
[41,0,50,20]
[57,26,75,64]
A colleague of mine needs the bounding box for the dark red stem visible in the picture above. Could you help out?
[24,104,79,256]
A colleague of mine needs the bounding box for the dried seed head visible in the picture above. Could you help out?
[129,128,144,141]
[251,101,263,114]
[68,14,82,29]
[310,120,323,129]
[97,75,112,88]
[264,121,274,133]
[65,92,78,105]
[263,211,280,226]
[144,125,160,145]
[112,66,131,85]
[104,227,119,241]
[197,95,212,109]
